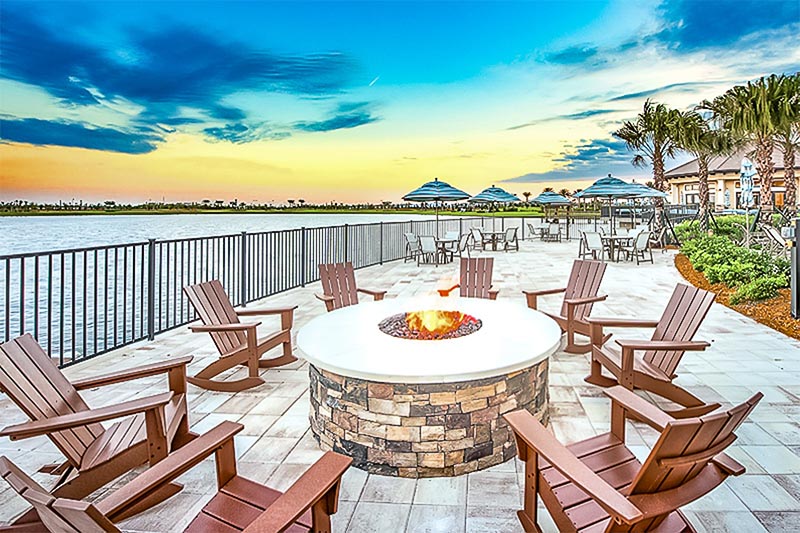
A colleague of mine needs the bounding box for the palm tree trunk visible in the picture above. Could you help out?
[652,153,666,233]
[784,145,797,218]
[754,138,775,225]
[698,157,710,231]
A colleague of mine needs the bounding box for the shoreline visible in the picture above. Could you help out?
[0,207,577,218]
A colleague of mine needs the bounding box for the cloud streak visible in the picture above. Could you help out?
[0,118,162,154]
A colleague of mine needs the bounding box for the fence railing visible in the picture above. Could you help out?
[8,216,580,367]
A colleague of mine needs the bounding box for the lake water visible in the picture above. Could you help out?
[0,213,436,255]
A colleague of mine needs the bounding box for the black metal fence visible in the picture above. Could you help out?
[7,216,585,367]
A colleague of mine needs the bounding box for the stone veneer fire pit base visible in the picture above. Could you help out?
[309,359,549,478]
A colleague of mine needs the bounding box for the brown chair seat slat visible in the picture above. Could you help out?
[220,476,313,528]
[184,513,242,533]
[596,344,672,382]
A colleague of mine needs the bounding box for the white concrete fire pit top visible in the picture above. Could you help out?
[297,297,561,383]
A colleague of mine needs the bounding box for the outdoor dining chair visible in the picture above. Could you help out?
[585,283,719,417]
[542,222,561,242]
[578,231,606,261]
[418,234,444,265]
[502,227,519,251]
[0,421,352,533]
[0,334,194,527]
[619,230,653,264]
[317,261,386,310]
[403,232,422,263]
[504,386,762,533]
[184,280,297,392]
[470,227,489,251]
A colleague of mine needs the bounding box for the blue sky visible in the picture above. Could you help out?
[1,0,798,202]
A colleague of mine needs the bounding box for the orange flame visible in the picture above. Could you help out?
[405,310,466,337]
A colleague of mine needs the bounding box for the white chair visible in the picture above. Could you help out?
[456,233,471,258]
[502,227,519,251]
[419,235,441,266]
[527,220,546,240]
[542,223,561,242]
[404,233,421,263]
[470,227,487,251]
[579,231,606,261]
[620,231,653,264]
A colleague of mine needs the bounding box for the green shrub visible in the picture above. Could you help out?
[730,275,787,305]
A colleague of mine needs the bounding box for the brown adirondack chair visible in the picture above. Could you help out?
[0,334,194,528]
[522,260,607,354]
[585,283,719,418]
[0,421,352,533]
[316,261,386,312]
[184,280,297,392]
[504,385,762,533]
[437,257,499,299]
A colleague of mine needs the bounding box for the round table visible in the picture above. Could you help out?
[298,296,561,477]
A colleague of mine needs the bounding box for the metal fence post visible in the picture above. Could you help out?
[240,232,247,306]
[344,224,349,262]
[379,222,384,265]
[146,239,156,340]
[301,227,307,286]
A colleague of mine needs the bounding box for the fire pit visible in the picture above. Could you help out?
[297,296,560,478]
[378,310,482,340]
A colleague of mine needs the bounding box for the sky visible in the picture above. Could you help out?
[0,0,798,204]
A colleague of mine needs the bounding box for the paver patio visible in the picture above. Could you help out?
[1,237,799,532]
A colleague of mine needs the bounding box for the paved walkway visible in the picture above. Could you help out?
[1,238,799,532]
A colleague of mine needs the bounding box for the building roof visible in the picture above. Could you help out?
[665,145,796,179]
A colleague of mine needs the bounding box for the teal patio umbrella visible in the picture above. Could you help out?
[573,174,637,233]
[469,185,520,204]
[403,177,471,236]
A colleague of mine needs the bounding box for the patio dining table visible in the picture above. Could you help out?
[601,234,633,262]
[435,238,458,263]
[482,230,506,251]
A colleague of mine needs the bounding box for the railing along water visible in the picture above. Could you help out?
[2,216,524,367]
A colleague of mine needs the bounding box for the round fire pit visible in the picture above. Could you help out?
[297,297,560,478]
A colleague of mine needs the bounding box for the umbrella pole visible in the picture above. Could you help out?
[436,202,440,238]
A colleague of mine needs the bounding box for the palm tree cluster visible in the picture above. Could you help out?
[614,73,799,228]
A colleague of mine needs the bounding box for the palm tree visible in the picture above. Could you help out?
[775,74,800,217]
[543,187,554,193]
[676,110,738,229]
[700,74,793,224]
[613,100,683,231]
[558,188,570,197]
[522,191,531,204]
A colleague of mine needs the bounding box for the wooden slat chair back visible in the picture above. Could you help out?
[504,386,762,533]
[523,259,608,354]
[558,259,606,324]
[184,280,246,357]
[460,257,495,299]
[0,457,118,532]
[644,284,716,378]
[319,262,359,310]
[0,335,104,468]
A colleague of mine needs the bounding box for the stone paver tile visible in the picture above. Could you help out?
[467,471,521,508]
[265,462,316,492]
[361,475,417,504]
[249,395,299,415]
[683,510,768,533]
[282,431,326,464]
[189,412,241,434]
[235,414,279,436]
[117,492,209,532]
[332,500,357,533]
[348,502,412,532]
[757,422,800,446]
[683,484,749,512]
[339,467,369,501]
[775,475,800,501]
[264,415,310,438]
[753,511,800,533]
[414,476,468,506]
[727,475,799,511]
[239,436,299,463]
[740,446,800,474]
[405,504,466,533]
[465,506,524,533]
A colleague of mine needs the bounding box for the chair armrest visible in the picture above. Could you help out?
[357,288,387,300]
[585,317,661,328]
[438,284,459,297]
[72,356,193,390]
[236,306,297,317]
[190,322,261,333]
[615,339,710,352]
[488,289,499,300]
[98,421,244,520]
[522,287,566,297]
[604,386,674,431]
[315,294,335,303]
[242,451,353,533]
[503,410,643,524]
[0,392,174,440]
[564,294,607,306]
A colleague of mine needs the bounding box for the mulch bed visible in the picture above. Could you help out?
[674,253,800,341]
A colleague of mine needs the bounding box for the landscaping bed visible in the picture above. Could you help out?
[675,253,799,340]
